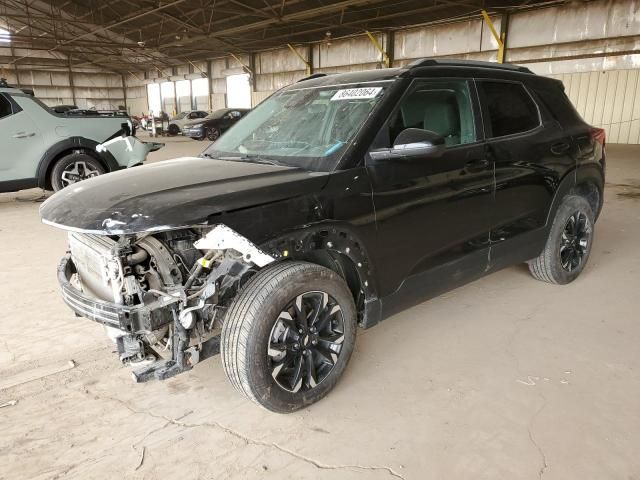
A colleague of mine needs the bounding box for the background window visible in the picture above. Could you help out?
[175,79,191,113]
[226,74,251,108]
[192,78,209,111]
[0,95,12,118]
[389,80,476,147]
[479,82,539,137]
[147,83,161,115]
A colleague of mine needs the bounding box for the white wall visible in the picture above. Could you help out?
[2,68,125,109]
[132,0,640,143]
[551,69,640,144]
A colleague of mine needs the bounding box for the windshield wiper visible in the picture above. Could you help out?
[201,152,283,166]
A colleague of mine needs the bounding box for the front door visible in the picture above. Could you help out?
[0,93,42,185]
[366,78,494,311]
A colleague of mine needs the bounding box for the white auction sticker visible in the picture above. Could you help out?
[331,87,382,101]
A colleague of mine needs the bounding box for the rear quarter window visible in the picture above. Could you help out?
[532,84,585,127]
[478,81,540,138]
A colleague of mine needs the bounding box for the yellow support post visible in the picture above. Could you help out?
[127,70,143,82]
[365,30,390,68]
[185,58,206,75]
[229,53,253,75]
[481,10,506,64]
[287,43,311,75]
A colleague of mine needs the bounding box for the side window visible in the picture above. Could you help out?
[0,94,13,119]
[479,81,540,137]
[388,79,476,147]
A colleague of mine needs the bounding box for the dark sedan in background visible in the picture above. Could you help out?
[182,108,250,141]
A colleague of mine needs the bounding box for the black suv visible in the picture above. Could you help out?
[41,59,605,412]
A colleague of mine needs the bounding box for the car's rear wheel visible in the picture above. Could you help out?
[528,195,594,284]
[221,261,357,413]
[167,124,180,135]
[50,153,106,191]
[206,127,220,141]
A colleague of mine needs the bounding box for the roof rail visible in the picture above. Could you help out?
[407,58,533,74]
[297,72,329,83]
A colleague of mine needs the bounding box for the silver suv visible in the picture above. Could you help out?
[0,81,162,192]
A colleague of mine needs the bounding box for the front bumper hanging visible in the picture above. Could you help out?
[57,254,221,382]
[57,254,175,333]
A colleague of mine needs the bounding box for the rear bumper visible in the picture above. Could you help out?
[57,254,175,333]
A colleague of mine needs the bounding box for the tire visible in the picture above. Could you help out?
[528,195,595,284]
[206,127,220,141]
[167,124,180,135]
[50,153,106,191]
[221,261,357,413]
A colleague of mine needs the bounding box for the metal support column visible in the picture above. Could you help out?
[171,67,177,115]
[68,57,77,105]
[122,74,128,111]
[481,10,507,64]
[386,30,395,68]
[287,43,311,75]
[250,53,258,106]
[207,60,213,111]
[365,30,390,68]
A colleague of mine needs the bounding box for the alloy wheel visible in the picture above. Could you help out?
[268,291,345,393]
[560,211,591,272]
[207,127,220,141]
[60,161,101,188]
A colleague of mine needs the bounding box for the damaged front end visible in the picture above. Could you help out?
[57,224,274,382]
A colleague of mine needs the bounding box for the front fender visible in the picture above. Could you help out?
[98,136,164,168]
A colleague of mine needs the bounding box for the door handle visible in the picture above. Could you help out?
[12,132,35,138]
[464,158,489,173]
[551,142,570,155]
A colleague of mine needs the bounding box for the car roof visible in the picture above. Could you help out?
[292,58,560,89]
[0,86,24,95]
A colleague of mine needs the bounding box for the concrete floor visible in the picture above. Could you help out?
[1,139,639,480]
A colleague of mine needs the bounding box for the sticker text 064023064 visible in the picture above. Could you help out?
[331,87,383,101]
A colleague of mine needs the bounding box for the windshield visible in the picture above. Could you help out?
[202,83,388,171]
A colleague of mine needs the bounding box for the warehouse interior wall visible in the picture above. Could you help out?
[0,67,126,110]
[3,0,640,141]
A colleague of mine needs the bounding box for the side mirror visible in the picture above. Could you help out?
[121,121,132,137]
[369,128,445,162]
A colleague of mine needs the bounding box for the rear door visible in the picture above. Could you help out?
[0,93,42,183]
[366,78,493,302]
[476,79,577,268]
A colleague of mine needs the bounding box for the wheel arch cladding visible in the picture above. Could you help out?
[545,165,604,228]
[36,137,118,189]
[261,225,378,327]
[574,165,604,220]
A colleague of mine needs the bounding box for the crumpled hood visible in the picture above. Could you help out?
[40,157,329,234]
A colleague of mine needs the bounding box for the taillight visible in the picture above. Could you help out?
[590,127,606,146]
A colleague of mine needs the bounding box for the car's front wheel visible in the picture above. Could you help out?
[221,261,357,413]
[529,194,595,284]
[206,127,220,141]
[167,124,180,135]
[50,153,106,191]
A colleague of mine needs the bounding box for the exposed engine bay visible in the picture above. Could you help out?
[59,224,274,381]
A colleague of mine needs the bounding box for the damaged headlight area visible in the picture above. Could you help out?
[57,224,273,382]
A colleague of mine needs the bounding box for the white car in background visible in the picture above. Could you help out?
[167,110,208,135]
